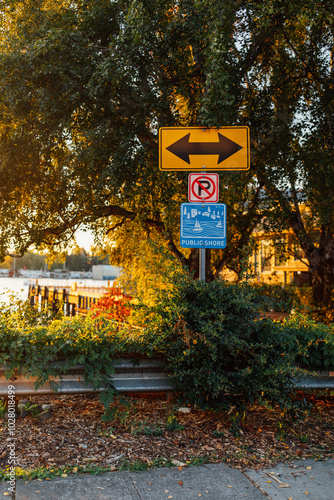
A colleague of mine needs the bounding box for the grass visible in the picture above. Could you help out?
[0,464,112,482]
[0,456,212,481]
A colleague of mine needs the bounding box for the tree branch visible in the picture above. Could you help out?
[278,25,323,88]
[213,183,265,278]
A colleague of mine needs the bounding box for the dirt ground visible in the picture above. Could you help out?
[1,390,334,477]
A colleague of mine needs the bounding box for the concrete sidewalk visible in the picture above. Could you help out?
[1,459,333,499]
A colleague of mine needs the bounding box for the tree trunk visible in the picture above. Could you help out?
[310,266,333,308]
[306,227,334,308]
[187,248,199,279]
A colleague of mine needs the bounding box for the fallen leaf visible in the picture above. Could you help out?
[108,453,125,463]
[178,407,191,414]
[61,474,67,478]
[171,460,186,467]
[306,466,312,470]
[179,481,183,486]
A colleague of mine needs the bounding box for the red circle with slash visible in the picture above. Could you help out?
[188,173,219,202]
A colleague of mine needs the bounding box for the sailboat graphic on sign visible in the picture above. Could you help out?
[193,219,203,232]
[180,203,226,249]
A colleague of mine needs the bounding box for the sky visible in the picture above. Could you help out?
[75,229,94,251]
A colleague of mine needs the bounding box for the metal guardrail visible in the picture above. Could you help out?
[0,359,173,397]
[294,375,334,389]
[0,360,333,398]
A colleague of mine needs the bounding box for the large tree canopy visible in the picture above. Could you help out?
[0,0,263,281]
[228,0,334,307]
[0,0,333,304]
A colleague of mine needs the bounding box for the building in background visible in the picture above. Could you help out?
[250,232,310,286]
[92,265,122,281]
[221,231,311,286]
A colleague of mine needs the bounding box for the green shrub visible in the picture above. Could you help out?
[141,267,304,411]
[0,291,63,328]
[0,312,152,416]
[0,400,6,418]
[282,313,334,370]
[251,283,299,312]
[2,272,333,419]
[238,283,334,325]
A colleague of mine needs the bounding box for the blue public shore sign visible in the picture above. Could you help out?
[180,203,226,249]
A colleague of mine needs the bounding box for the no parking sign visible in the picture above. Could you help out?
[188,173,219,202]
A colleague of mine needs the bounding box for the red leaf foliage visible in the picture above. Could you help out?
[90,287,132,322]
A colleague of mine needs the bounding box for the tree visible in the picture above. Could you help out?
[203,0,334,307]
[0,252,45,270]
[66,248,109,272]
[0,0,265,283]
[0,0,333,306]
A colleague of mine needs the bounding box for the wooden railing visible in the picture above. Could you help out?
[28,282,113,316]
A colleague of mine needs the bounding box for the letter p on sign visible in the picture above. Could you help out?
[188,173,219,203]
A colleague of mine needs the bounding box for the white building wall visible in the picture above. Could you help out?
[92,265,122,281]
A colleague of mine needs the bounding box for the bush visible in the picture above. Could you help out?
[251,283,299,312]
[282,313,334,370]
[3,276,333,418]
[251,283,334,326]
[90,288,132,322]
[140,267,304,411]
[0,301,152,416]
[0,291,63,328]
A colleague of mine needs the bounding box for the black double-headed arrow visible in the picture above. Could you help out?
[166,132,243,164]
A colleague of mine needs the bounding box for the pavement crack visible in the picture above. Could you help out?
[242,470,273,499]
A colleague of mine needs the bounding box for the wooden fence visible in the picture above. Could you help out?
[28,281,117,316]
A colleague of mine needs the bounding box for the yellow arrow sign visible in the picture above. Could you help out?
[159,127,250,171]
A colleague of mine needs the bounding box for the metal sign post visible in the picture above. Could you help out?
[199,248,206,282]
